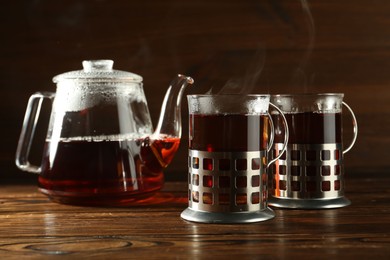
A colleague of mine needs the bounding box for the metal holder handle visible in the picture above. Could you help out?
[15,92,55,173]
[342,101,358,154]
[267,112,275,153]
[267,102,289,167]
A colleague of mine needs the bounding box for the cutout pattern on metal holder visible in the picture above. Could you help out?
[188,150,268,213]
[271,143,344,199]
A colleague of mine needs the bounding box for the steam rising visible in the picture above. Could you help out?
[204,0,316,95]
[290,0,316,92]
[216,47,266,95]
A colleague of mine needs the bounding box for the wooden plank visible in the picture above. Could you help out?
[0,175,389,258]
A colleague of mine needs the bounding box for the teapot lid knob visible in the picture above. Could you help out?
[82,60,114,72]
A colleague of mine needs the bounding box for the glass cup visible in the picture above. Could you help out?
[180,94,289,223]
[269,93,358,209]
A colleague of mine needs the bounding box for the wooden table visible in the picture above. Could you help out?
[0,172,389,259]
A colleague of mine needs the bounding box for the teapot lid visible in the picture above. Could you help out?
[53,60,143,83]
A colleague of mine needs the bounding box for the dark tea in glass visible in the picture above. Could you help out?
[189,113,269,152]
[272,111,342,144]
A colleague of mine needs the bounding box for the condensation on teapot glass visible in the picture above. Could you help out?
[49,60,153,139]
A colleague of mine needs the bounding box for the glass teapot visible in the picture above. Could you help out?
[16,60,194,206]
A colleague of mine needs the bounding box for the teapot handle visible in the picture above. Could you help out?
[15,92,55,174]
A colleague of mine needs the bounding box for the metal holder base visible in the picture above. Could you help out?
[268,196,350,209]
[181,207,275,224]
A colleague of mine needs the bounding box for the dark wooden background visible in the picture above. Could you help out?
[1,0,389,182]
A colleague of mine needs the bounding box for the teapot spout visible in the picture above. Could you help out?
[154,74,194,138]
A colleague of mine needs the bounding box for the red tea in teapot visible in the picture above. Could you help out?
[38,135,180,206]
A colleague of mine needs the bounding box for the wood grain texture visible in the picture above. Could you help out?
[0,173,389,258]
[1,0,390,182]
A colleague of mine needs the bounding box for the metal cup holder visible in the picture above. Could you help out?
[181,150,274,223]
[269,143,350,209]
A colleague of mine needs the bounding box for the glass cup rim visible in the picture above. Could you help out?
[272,93,344,98]
[187,94,271,98]
[187,94,271,114]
